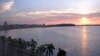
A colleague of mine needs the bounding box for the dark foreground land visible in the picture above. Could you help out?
[0,36,66,56]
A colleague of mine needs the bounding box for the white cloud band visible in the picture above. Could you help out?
[0,0,14,13]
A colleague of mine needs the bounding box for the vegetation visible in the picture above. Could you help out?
[0,36,67,56]
[57,48,66,56]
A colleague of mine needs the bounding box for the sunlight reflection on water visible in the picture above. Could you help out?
[81,26,88,56]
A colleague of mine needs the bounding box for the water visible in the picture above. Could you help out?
[0,26,100,56]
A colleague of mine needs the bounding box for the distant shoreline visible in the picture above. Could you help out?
[0,24,100,31]
[76,25,100,26]
[0,23,75,30]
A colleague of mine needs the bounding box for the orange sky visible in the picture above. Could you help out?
[34,17,100,25]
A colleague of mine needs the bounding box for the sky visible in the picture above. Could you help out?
[0,0,100,25]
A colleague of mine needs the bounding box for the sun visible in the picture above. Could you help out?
[80,17,90,25]
[82,17,88,21]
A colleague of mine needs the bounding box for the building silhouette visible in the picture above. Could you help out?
[3,21,8,30]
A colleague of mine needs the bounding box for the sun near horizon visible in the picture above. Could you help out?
[79,17,91,25]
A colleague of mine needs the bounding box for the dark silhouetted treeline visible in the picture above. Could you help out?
[0,36,67,56]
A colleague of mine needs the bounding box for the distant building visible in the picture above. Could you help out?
[3,21,8,30]
[4,21,8,26]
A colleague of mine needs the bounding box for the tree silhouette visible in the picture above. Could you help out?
[29,39,37,55]
[57,48,67,56]
[37,45,46,56]
[7,36,12,44]
[45,44,55,56]
[0,36,57,56]
[10,38,18,47]
[17,38,23,49]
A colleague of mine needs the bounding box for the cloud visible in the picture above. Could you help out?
[10,10,100,21]
[12,10,82,19]
[87,12,100,18]
[1,10,100,24]
[0,0,14,13]
[5,10,82,24]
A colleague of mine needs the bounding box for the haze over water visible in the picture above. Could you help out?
[0,26,100,56]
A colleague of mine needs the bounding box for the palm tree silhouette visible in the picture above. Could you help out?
[36,45,46,56]
[45,44,55,56]
[7,36,12,44]
[0,36,56,56]
[29,39,37,55]
[17,38,24,49]
[10,38,18,47]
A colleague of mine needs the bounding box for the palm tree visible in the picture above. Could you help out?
[41,45,47,55]
[45,44,55,56]
[7,36,12,45]
[29,39,37,55]
[17,38,23,49]
[10,38,18,47]
[22,40,28,50]
[36,44,48,56]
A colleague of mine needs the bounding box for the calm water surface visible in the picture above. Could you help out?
[0,26,100,56]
